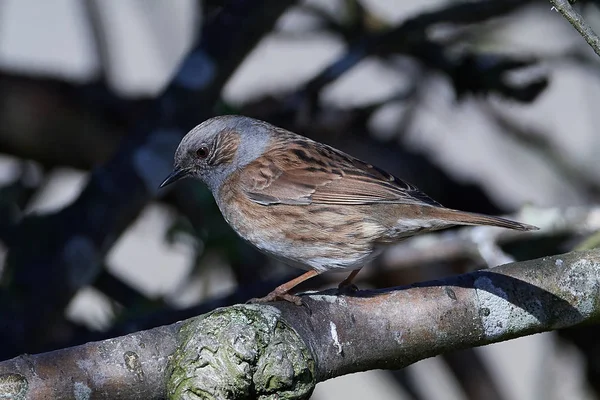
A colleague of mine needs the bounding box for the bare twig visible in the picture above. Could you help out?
[1,249,598,399]
[549,0,600,57]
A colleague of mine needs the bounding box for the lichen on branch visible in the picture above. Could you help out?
[167,305,315,400]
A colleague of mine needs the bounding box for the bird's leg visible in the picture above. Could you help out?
[248,270,320,306]
[337,268,362,293]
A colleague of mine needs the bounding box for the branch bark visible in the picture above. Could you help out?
[1,249,598,399]
[549,0,600,57]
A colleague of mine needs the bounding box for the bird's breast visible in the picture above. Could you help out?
[216,180,385,271]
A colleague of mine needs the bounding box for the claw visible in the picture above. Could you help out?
[337,282,359,294]
[247,291,304,306]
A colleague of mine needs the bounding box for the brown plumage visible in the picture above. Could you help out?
[161,115,538,304]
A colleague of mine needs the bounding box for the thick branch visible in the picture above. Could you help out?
[0,324,180,399]
[296,249,600,382]
[0,250,598,399]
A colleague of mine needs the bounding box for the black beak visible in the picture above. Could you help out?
[159,168,189,188]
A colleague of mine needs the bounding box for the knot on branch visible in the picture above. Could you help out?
[167,304,315,400]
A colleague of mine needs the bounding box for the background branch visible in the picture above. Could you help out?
[1,249,598,399]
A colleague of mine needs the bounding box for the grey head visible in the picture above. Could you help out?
[160,115,272,193]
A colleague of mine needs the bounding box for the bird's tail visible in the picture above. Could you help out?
[428,207,539,231]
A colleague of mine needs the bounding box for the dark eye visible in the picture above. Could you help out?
[196,146,209,159]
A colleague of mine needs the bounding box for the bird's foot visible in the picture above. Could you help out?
[247,290,304,306]
[336,268,362,294]
[337,282,359,295]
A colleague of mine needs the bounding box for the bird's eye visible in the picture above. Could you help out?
[196,146,209,159]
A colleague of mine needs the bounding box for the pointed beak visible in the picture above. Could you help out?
[159,167,189,188]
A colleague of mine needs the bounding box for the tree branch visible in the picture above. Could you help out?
[549,0,600,57]
[1,249,598,399]
[0,324,180,399]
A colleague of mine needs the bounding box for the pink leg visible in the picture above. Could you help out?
[249,270,321,305]
[338,268,363,289]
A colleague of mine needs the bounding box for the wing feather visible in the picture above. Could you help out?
[240,136,442,207]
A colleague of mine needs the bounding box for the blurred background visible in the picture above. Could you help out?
[0,0,599,399]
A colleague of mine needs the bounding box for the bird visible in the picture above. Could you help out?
[160,115,538,305]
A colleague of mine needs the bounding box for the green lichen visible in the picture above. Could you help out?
[123,351,145,382]
[0,373,28,399]
[167,305,315,400]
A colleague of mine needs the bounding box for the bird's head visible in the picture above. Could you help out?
[160,115,271,192]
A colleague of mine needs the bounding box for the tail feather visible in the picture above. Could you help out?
[430,208,539,231]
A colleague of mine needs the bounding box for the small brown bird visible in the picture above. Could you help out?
[161,115,538,304]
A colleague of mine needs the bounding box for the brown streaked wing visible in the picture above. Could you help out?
[241,139,442,207]
[242,161,339,205]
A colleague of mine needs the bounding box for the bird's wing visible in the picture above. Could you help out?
[241,139,442,207]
